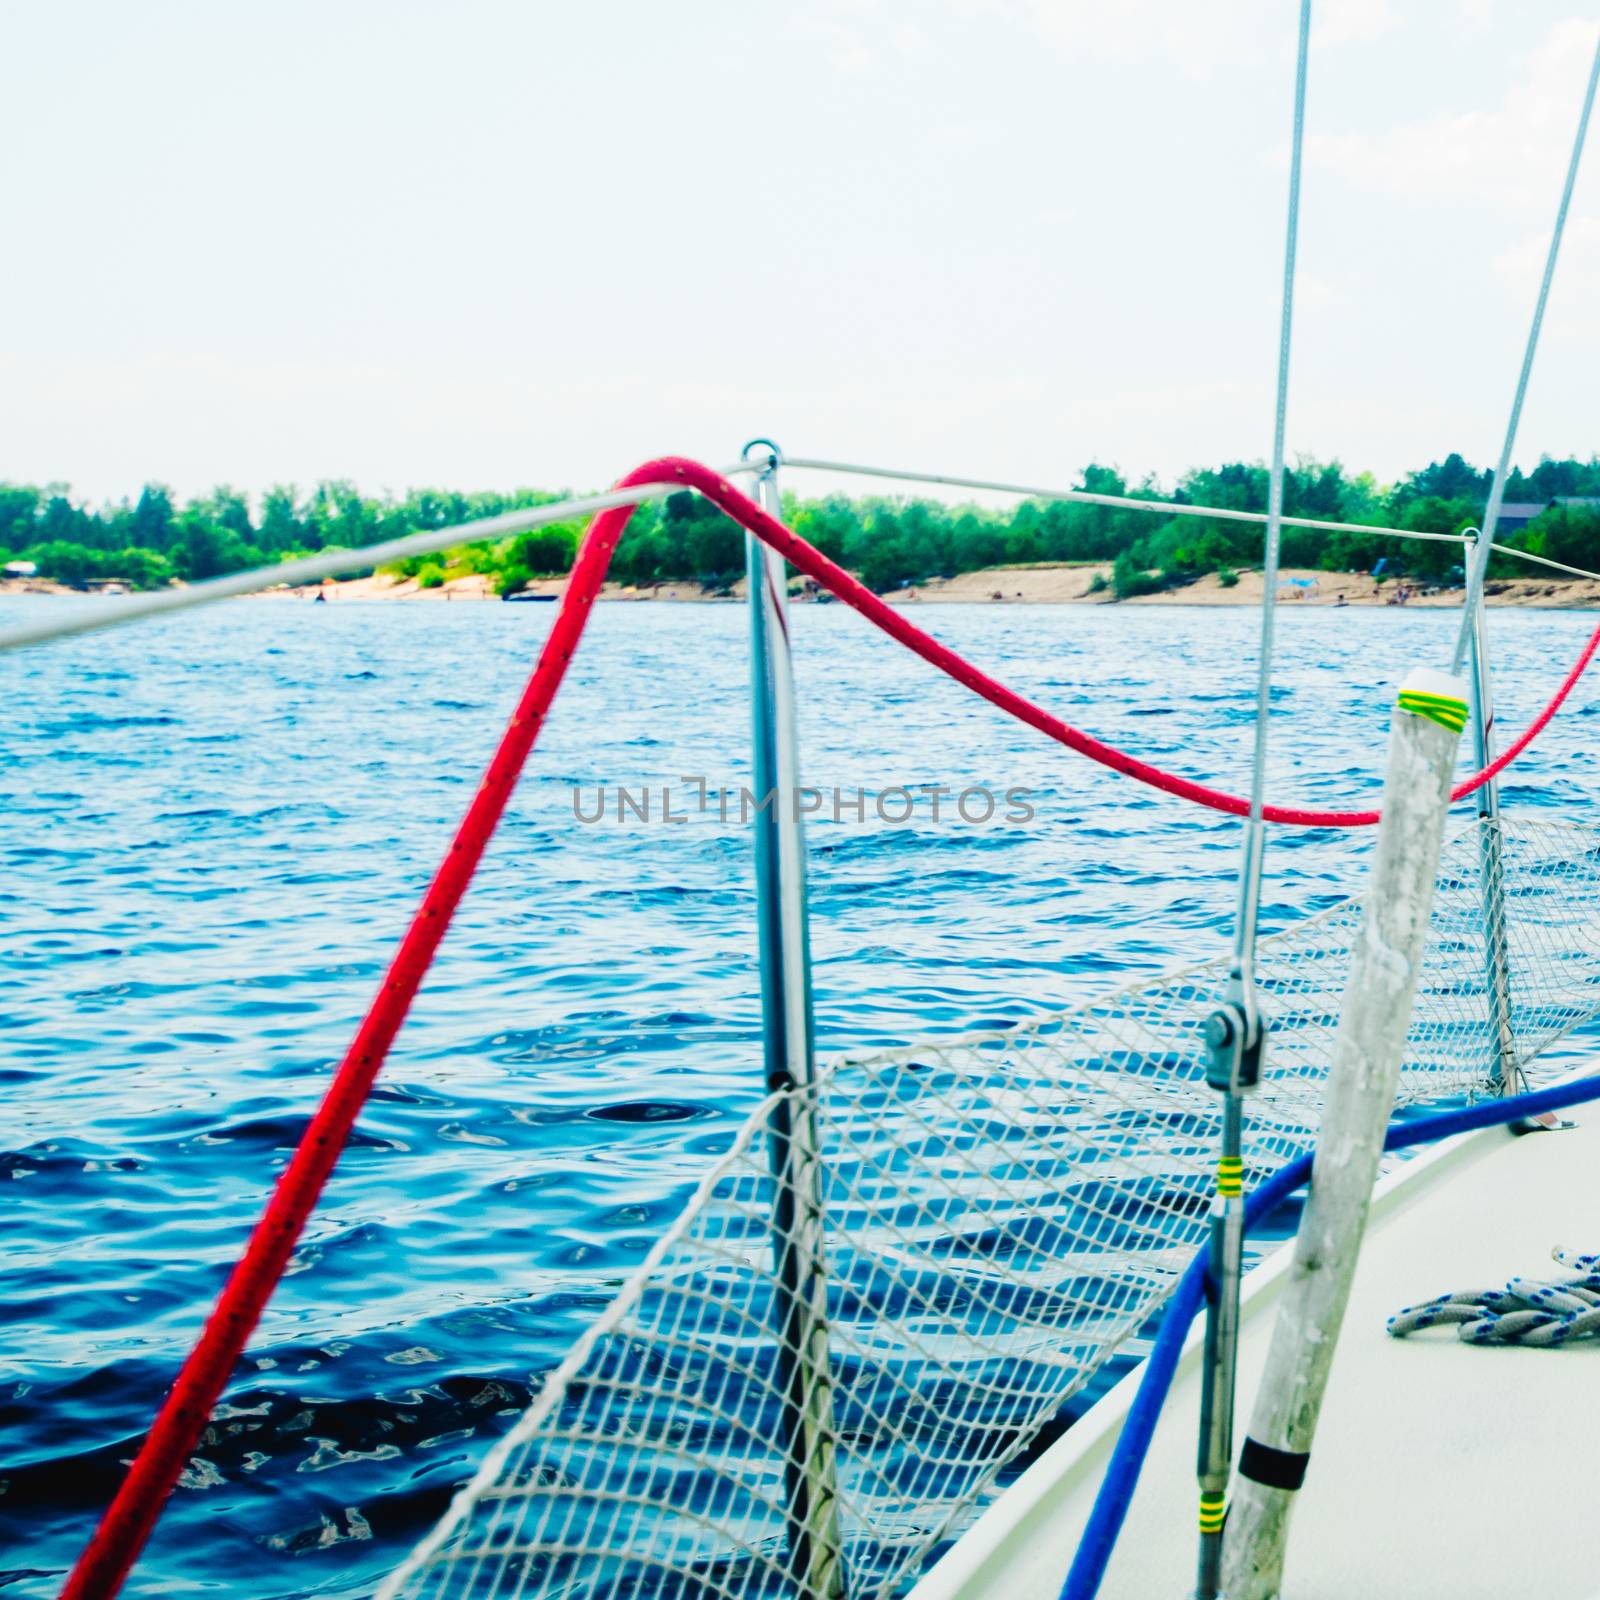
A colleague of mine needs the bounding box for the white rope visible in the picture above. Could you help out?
[1488,542,1600,585]
[785,456,1600,584]
[1388,1248,1600,1346]
[1454,30,1600,673]
[781,456,1468,548]
[0,464,761,657]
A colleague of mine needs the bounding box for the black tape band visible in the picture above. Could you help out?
[1238,1437,1309,1491]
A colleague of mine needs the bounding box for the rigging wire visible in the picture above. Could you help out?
[1454,30,1600,673]
[1193,8,1312,1598]
[781,455,1471,546]
[0,468,760,657]
[1237,0,1311,970]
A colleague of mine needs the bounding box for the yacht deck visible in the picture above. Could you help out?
[914,1075,1600,1600]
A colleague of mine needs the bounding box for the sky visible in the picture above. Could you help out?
[3,0,1598,509]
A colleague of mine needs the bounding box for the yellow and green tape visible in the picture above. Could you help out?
[1396,667,1470,735]
[1396,688,1468,733]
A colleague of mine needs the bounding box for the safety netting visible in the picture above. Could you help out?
[379,813,1600,1600]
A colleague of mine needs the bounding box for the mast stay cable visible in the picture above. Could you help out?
[1193,7,1312,1594]
[1453,32,1600,673]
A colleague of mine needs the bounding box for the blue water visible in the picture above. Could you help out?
[2,596,1597,1596]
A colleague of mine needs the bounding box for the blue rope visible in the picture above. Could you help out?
[1059,1072,1600,1600]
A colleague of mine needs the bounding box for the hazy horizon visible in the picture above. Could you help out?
[4,1,1598,508]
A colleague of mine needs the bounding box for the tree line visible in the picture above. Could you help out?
[3,451,1598,599]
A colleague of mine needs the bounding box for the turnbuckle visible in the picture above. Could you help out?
[1204,997,1264,1096]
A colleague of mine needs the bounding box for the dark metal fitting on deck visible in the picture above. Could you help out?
[1204,1001,1264,1094]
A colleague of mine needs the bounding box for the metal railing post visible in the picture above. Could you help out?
[742,439,844,1600]
[1464,533,1519,1094]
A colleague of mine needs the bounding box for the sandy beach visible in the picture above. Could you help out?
[5,564,1598,609]
[267,562,1600,609]
[881,563,1600,609]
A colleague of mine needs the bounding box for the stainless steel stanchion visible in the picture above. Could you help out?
[743,439,844,1600]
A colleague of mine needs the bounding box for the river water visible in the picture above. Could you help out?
[3,595,1596,1595]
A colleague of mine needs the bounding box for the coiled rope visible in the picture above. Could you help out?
[1059,1074,1600,1600]
[63,457,1600,1596]
[1387,1248,1600,1346]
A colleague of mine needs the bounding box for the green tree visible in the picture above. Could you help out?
[126,485,176,556]
[170,511,261,581]
[1518,502,1600,573]
[0,486,40,552]
[27,539,104,586]
[260,486,310,554]
[505,524,577,576]
[113,546,175,589]
[661,492,742,587]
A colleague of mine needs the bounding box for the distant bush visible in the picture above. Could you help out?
[505,525,577,577]
[25,539,102,587]
[21,540,172,590]
[6,447,1600,600]
[451,539,502,576]
[1217,567,1240,588]
[1111,549,1166,599]
[417,562,446,589]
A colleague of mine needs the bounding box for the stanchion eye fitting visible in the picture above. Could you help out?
[741,438,782,473]
[1204,1003,1264,1093]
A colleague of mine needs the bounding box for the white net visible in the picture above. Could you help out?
[381,814,1600,1600]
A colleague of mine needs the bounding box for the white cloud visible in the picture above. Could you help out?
[782,4,879,76]
[947,0,1397,78]
[975,0,1278,77]
[782,2,933,78]
[1492,214,1600,344]
[1296,271,1355,314]
[788,0,1406,88]
[1314,0,1403,48]
[1308,18,1600,215]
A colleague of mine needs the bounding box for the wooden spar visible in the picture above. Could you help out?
[1222,666,1468,1599]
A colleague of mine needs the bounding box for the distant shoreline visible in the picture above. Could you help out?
[5,564,1598,610]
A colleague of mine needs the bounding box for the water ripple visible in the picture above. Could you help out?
[0,596,1594,1595]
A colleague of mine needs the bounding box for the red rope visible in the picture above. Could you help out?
[1447,625,1600,802]
[62,466,656,1598]
[64,457,1598,1595]
[673,460,1599,828]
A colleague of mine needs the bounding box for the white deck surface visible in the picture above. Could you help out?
[915,1088,1600,1600]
